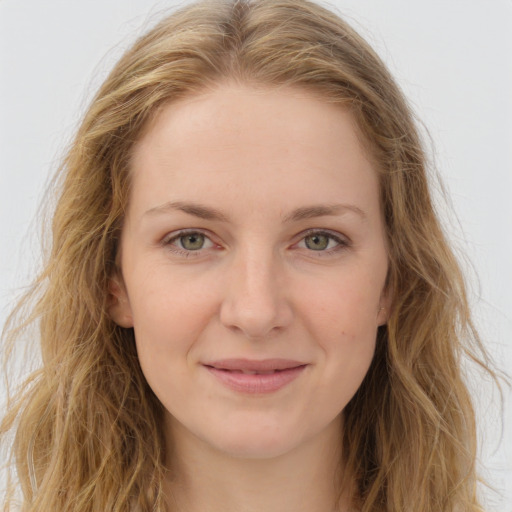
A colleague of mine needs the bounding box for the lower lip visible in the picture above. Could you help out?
[205,365,307,394]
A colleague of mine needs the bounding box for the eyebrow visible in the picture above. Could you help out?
[144,201,366,222]
[144,201,229,221]
[282,204,366,222]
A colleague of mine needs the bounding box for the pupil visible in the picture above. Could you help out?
[305,234,329,250]
[181,233,204,250]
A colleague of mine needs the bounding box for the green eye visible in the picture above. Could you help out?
[304,233,331,251]
[179,233,206,250]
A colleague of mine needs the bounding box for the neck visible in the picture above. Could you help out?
[163,415,354,512]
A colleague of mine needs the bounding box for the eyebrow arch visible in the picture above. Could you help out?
[144,201,366,222]
[144,201,229,222]
[282,204,367,223]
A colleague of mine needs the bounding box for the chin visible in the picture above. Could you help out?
[203,420,305,460]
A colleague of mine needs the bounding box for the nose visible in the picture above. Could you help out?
[219,248,294,339]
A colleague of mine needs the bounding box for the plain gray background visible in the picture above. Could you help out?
[1,0,511,508]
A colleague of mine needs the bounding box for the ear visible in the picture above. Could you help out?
[108,274,134,328]
[376,283,393,327]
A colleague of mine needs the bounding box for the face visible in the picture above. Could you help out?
[111,83,390,461]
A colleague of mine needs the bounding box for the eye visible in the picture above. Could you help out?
[303,233,333,251]
[177,232,208,251]
[296,230,349,253]
[162,230,215,255]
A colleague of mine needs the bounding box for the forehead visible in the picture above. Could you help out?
[134,82,366,159]
[128,83,379,221]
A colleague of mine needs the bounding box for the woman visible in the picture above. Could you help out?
[0,0,501,510]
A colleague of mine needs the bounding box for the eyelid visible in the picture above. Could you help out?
[161,229,218,256]
[293,228,351,253]
[161,228,210,244]
[160,227,350,258]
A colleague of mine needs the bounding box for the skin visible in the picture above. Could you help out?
[110,82,390,512]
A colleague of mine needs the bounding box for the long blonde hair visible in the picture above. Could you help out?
[1,0,497,510]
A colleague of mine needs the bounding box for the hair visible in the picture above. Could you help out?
[1,0,499,510]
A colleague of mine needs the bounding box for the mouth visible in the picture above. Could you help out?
[203,359,308,394]
[209,368,294,375]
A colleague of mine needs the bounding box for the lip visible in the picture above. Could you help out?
[203,359,308,394]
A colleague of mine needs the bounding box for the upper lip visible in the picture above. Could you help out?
[204,359,306,372]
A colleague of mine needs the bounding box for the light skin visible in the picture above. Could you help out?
[110,82,390,512]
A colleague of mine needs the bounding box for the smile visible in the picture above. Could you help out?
[203,359,308,394]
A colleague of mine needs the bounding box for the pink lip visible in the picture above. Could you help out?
[203,359,308,394]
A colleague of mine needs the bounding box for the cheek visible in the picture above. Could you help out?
[127,270,218,369]
[299,269,383,335]
[297,267,382,381]
[128,280,217,413]
[312,299,378,412]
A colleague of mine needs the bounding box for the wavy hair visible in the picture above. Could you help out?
[1,0,497,510]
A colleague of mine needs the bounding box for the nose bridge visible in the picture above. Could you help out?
[219,242,292,338]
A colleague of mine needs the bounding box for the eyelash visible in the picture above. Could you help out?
[161,229,350,258]
[296,229,350,256]
[161,229,217,258]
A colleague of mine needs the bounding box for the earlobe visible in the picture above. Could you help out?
[108,275,134,328]
[377,306,388,326]
[377,286,393,326]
